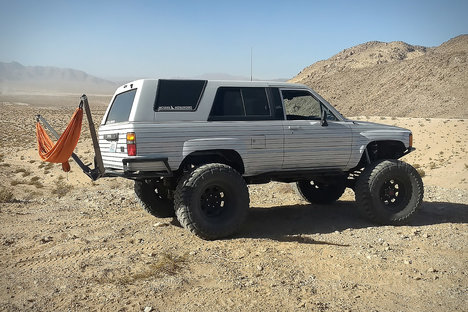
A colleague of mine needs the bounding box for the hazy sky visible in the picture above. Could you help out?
[1,0,466,80]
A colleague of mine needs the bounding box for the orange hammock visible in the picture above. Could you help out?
[36,107,83,172]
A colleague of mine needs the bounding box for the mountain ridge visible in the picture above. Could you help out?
[0,62,117,95]
[290,35,468,118]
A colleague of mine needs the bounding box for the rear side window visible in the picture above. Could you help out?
[105,89,137,124]
[209,87,271,121]
[154,79,206,111]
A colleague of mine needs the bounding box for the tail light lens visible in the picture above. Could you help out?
[126,132,136,156]
[409,133,413,149]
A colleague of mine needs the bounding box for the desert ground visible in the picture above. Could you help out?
[0,95,467,311]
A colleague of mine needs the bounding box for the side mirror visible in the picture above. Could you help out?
[321,108,328,127]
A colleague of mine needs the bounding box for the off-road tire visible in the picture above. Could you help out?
[134,180,175,218]
[355,159,423,225]
[174,163,249,240]
[296,178,346,204]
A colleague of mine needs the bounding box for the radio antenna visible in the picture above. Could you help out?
[250,47,253,81]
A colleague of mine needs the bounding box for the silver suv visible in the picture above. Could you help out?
[97,79,423,239]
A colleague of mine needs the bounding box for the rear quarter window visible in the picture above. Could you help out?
[154,80,207,111]
[105,89,137,124]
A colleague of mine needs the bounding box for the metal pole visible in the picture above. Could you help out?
[80,95,105,176]
[250,47,253,81]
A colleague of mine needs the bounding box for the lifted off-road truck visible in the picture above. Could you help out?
[97,79,423,239]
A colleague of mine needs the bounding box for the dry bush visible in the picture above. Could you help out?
[28,177,43,188]
[10,179,24,186]
[416,168,426,178]
[96,252,188,285]
[134,252,187,278]
[0,186,14,202]
[21,170,32,177]
[51,179,72,197]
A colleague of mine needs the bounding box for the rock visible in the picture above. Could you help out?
[40,236,53,243]
[144,307,153,312]
[257,265,263,271]
[404,260,412,265]
[428,268,437,273]
[153,222,169,228]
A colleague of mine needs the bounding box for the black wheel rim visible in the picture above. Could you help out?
[200,185,227,218]
[379,178,410,212]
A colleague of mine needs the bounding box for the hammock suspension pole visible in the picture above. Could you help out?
[35,95,105,181]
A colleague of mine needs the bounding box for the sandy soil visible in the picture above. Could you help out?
[0,99,467,311]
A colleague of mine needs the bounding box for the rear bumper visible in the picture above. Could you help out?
[103,156,173,179]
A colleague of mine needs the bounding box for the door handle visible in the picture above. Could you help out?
[288,126,302,130]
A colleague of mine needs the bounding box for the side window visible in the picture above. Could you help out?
[268,87,285,120]
[282,90,321,120]
[154,79,206,111]
[209,87,271,120]
[211,89,244,116]
[242,88,270,116]
[281,89,338,121]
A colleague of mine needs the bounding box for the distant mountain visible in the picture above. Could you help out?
[290,35,468,118]
[0,62,117,94]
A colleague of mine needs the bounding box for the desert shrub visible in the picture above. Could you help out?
[0,187,14,202]
[416,168,426,178]
[96,252,188,285]
[28,177,43,188]
[10,179,24,186]
[51,181,72,197]
[22,170,32,177]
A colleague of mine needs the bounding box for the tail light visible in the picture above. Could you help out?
[126,132,136,156]
[409,133,413,149]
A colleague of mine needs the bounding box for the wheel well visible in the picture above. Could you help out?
[179,149,245,174]
[356,140,407,169]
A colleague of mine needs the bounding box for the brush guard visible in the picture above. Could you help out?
[35,95,105,181]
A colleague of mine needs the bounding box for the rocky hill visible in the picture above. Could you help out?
[0,62,117,95]
[290,35,468,118]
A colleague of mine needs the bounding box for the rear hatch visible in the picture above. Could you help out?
[99,87,138,170]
